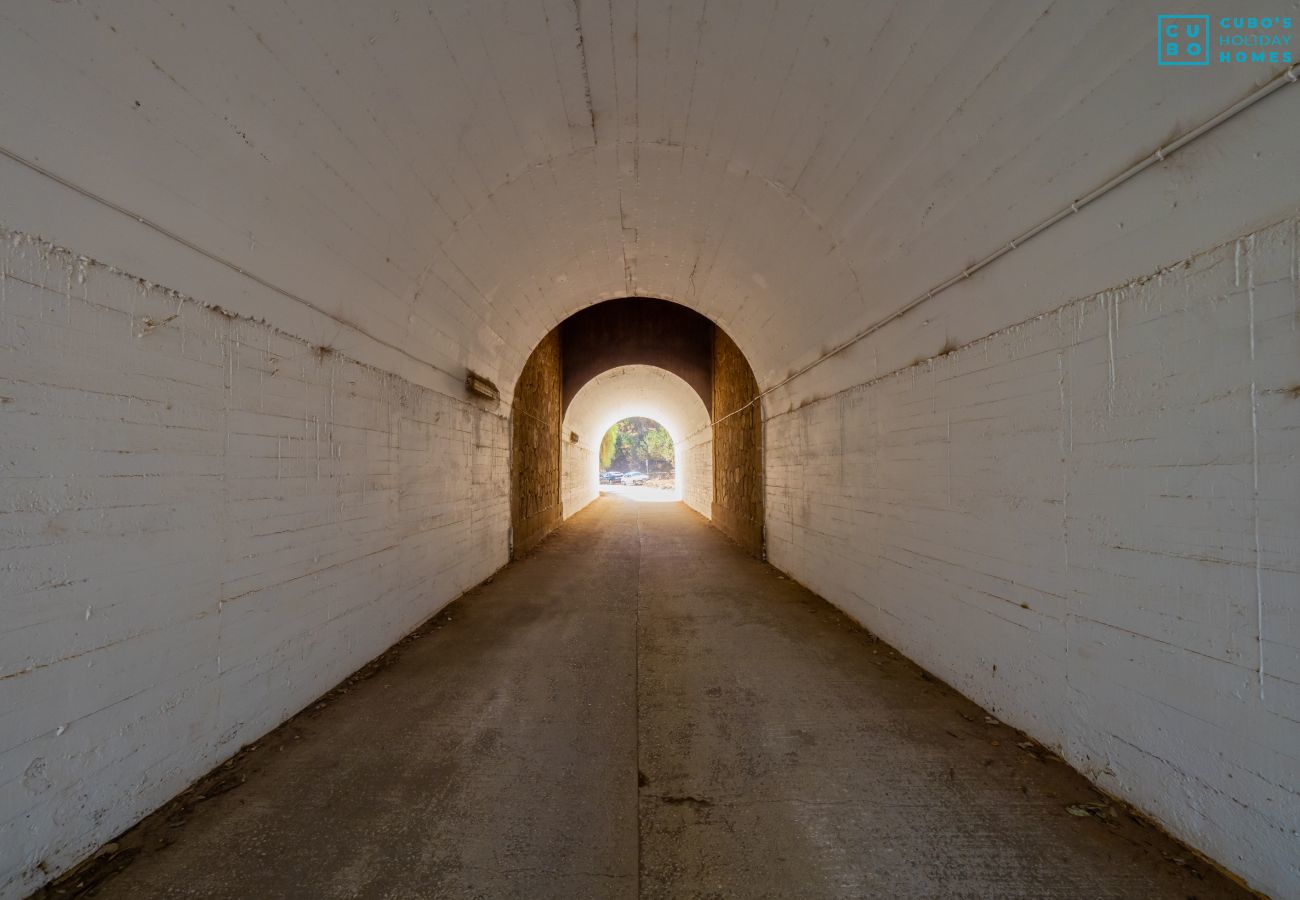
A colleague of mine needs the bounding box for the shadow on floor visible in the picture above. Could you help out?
[35,497,1254,900]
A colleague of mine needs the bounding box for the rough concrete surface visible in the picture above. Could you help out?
[5,3,1299,892]
[710,331,764,556]
[0,228,510,899]
[45,498,1249,900]
[765,214,1300,894]
[509,329,564,557]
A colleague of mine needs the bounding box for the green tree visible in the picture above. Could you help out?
[645,424,674,466]
[614,426,641,469]
[599,426,616,469]
[601,417,675,473]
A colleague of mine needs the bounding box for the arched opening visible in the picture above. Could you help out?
[560,365,713,515]
[509,299,762,559]
[594,416,677,501]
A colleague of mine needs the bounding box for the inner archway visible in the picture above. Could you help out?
[561,366,713,518]
[595,416,679,502]
[509,299,762,559]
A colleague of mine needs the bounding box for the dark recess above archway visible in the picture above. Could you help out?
[559,298,713,416]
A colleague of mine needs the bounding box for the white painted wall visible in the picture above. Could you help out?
[766,215,1300,896]
[1,0,1298,894]
[0,230,509,899]
[680,436,713,520]
[562,439,598,518]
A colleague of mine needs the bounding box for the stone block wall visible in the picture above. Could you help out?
[510,330,563,556]
[711,329,764,555]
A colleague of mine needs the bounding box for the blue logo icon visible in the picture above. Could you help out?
[1158,15,1211,65]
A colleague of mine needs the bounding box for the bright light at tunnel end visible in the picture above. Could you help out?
[563,365,711,511]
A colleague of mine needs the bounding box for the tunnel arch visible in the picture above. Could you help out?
[561,366,713,518]
[510,300,762,559]
[434,145,867,405]
[564,365,711,449]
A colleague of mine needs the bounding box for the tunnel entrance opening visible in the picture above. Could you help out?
[563,369,710,513]
[595,416,679,503]
[509,298,763,559]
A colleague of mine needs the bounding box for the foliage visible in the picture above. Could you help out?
[599,427,617,469]
[644,425,673,465]
[601,417,675,472]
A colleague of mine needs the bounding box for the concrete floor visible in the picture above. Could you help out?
[53,497,1247,899]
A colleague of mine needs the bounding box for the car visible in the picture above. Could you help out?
[621,471,648,485]
[600,471,623,484]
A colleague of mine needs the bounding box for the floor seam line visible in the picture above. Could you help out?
[634,502,643,898]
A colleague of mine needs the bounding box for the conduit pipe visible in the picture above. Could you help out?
[688,63,1300,440]
[0,144,468,390]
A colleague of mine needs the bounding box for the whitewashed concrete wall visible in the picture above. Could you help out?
[562,439,598,519]
[766,215,1300,896]
[0,230,509,898]
[680,434,713,521]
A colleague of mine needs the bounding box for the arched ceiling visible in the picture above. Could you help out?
[564,366,709,449]
[0,1,1285,402]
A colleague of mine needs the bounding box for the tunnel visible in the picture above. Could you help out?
[510,298,762,557]
[1,2,1298,897]
[562,366,712,513]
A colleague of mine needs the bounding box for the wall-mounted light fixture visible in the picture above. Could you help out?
[465,370,500,403]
